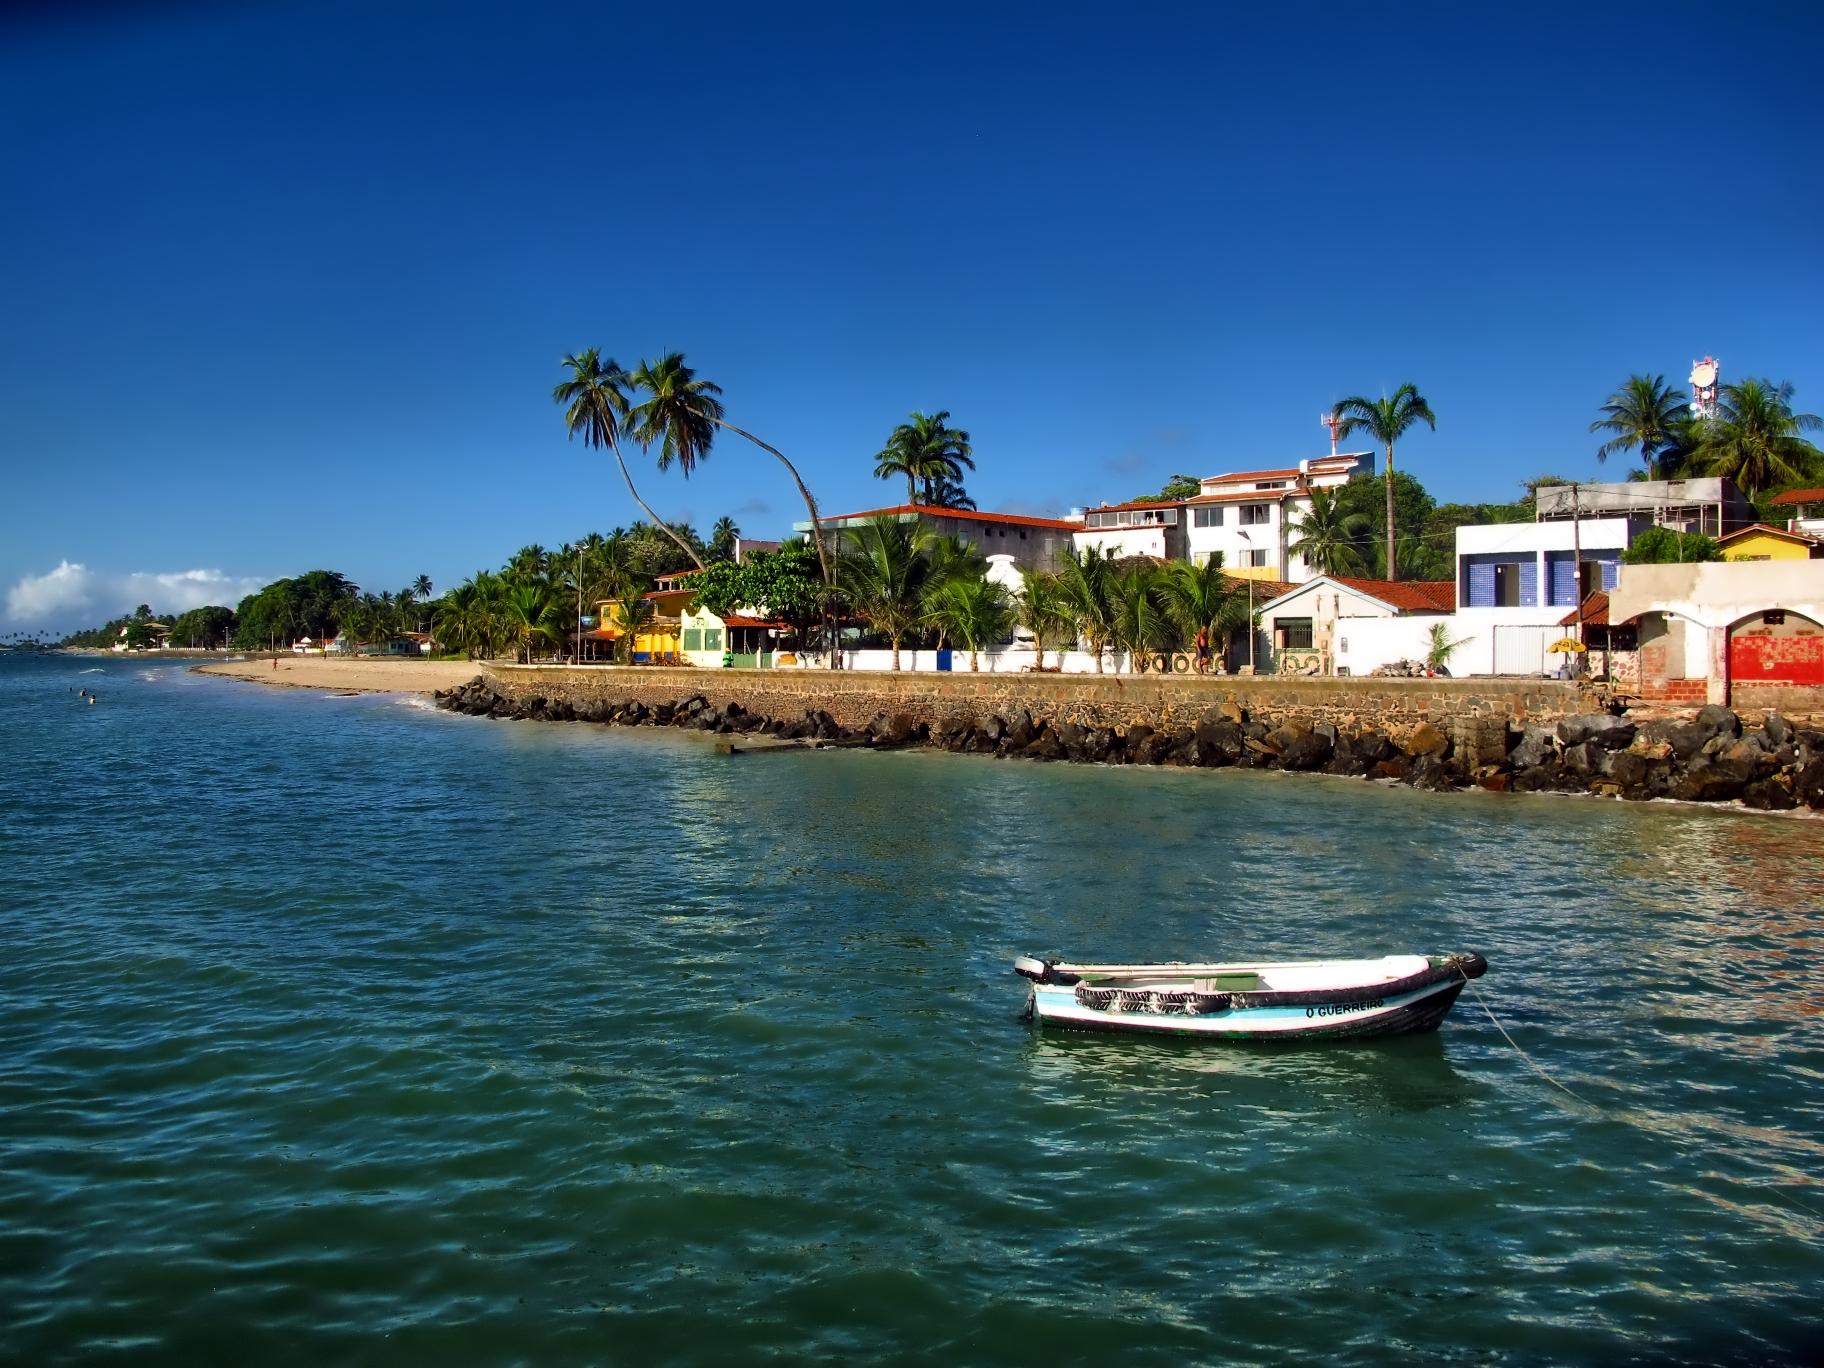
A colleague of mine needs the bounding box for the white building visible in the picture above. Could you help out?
[1073,451,1371,582]
[1447,518,1638,676]
[1253,576,1456,677]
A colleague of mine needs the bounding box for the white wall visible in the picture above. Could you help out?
[1072,526,1168,560]
[1330,617,1440,675]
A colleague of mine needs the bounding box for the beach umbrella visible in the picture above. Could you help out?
[1547,637,1587,654]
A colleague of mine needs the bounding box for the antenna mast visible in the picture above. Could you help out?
[1320,412,1343,456]
[1688,357,1720,421]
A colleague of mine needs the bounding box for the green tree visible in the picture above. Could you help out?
[1156,555,1250,660]
[923,475,976,510]
[1056,545,1118,673]
[923,574,1012,672]
[1332,472,1435,579]
[1132,474,1201,503]
[503,583,560,662]
[708,516,740,562]
[1695,379,1824,497]
[556,349,706,573]
[1591,375,1688,479]
[839,516,935,670]
[610,589,655,664]
[1622,527,1723,565]
[170,605,236,647]
[1330,385,1437,580]
[1288,486,1371,576]
[1424,622,1474,673]
[873,411,975,504]
[625,352,833,593]
[1107,561,1171,671]
[1015,569,1073,670]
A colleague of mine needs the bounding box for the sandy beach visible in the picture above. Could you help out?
[196,656,487,694]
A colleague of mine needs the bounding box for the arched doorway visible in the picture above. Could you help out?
[1729,610,1824,686]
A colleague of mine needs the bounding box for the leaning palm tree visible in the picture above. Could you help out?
[624,352,833,591]
[1591,375,1688,480]
[1156,555,1249,661]
[874,411,975,504]
[1107,562,1170,672]
[1695,379,1824,497]
[1330,385,1437,581]
[839,515,934,670]
[1015,568,1073,670]
[1055,545,1118,674]
[556,349,705,573]
[1287,487,1371,577]
[923,574,1012,672]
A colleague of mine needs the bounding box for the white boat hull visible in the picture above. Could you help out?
[1018,952,1486,1042]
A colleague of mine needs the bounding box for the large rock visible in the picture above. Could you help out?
[1278,731,1334,772]
[1638,718,1709,761]
[1401,722,1449,758]
[1795,759,1824,809]
[1694,704,1740,739]
[1509,727,1557,770]
[1557,714,1636,749]
[1742,777,1798,811]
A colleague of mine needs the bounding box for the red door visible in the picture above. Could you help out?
[1730,628,1824,685]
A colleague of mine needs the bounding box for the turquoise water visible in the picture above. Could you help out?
[2,655,1821,1364]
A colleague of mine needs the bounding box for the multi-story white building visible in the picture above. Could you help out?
[1073,451,1372,582]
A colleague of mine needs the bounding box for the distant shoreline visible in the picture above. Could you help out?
[194,657,487,694]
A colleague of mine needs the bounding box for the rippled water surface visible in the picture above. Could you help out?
[3,655,1822,1363]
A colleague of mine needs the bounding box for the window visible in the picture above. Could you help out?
[1192,506,1223,528]
[1493,564,1521,607]
[1243,548,1268,568]
[1278,618,1314,649]
[704,628,722,650]
[1255,480,1288,490]
[1240,503,1271,526]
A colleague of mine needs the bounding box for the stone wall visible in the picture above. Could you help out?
[484,664,1591,732]
[1732,682,1824,717]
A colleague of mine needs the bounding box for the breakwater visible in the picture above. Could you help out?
[440,671,1824,811]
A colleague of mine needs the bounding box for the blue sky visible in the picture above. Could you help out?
[3,1,1820,630]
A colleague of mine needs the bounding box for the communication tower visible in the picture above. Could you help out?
[1320,412,1343,456]
[1689,357,1719,420]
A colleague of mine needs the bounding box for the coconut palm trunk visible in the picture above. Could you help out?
[1383,442,1398,582]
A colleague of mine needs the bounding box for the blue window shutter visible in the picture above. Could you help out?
[1601,559,1620,590]
[1467,559,1495,607]
[1519,559,1538,606]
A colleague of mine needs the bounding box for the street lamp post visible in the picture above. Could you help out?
[1238,529,1256,673]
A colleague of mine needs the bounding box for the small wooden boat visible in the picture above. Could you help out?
[1014,951,1488,1041]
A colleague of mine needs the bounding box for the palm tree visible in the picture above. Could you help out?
[1107,562,1170,672]
[1695,379,1824,497]
[1287,487,1371,577]
[503,583,559,663]
[625,352,833,592]
[506,544,550,584]
[611,589,656,665]
[1056,545,1118,673]
[924,475,977,510]
[556,349,705,573]
[839,516,935,670]
[923,574,1012,672]
[1015,569,1073,670]
[1591,375,1688,479]
[1156,555,1249,662]
[1330,385,1437,581]
[874,411,975,504]
[708,516,740,562]
[439,582,481,659]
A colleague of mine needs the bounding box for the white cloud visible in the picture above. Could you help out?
[3,561,267,629]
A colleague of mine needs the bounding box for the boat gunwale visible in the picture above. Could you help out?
[1031,952,1487,1011]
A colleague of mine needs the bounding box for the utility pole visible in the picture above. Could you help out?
[1570,481,1584,643]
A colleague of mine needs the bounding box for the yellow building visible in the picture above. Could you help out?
[1717,524,1823,563]
[591,583,692,663]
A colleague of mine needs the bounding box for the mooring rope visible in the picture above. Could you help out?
[1457,968,1824,1228]
[1458,969,1595,1108]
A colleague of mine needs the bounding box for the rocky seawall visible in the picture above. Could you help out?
[435,676,1824,813]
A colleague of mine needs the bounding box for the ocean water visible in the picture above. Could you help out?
[1,654,1821,1364]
